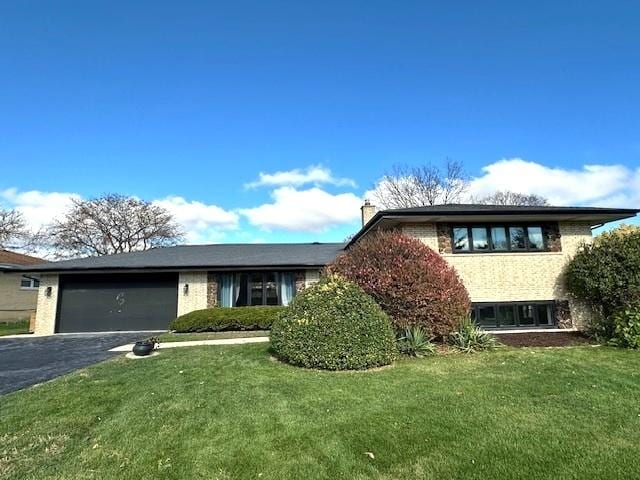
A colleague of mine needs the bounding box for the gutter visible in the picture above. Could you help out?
[9,264,334,275]
[346,207,640,248]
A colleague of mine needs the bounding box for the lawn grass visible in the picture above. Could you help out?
[158,330,269,342]
[1,345,639,479]
[0,319,29,337]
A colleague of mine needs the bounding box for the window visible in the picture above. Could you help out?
[20,276,40,289]
[218,271,296,307]
[451,224,548,253]
[509,226,526,250]
[517,304,535,325]
[527,226,544,250]
[472,227,489,250]
[490,227,508,251]
[471,302,554,328]
[497,305,516,326]
[477,305,497,326]
[453,227,469,251]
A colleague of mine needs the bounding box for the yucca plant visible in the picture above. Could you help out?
[449,316,498,353]
[397,326,437,357]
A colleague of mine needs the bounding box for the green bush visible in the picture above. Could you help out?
[565,231,640,330]
[449,317,498,353]
[610,302,640,349]
[169,306,286,332]
[270,276,397,370]
[397,326,436,357]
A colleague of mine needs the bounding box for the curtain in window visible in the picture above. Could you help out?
[218,273,234,308]
[279,272,295,306]
[234,273,241,305]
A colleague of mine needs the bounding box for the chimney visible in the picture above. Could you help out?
[361,200,376,226]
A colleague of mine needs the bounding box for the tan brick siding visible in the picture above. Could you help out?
[443,252,567,302]
[401,221,594,326]
[34,274,59,335]
[401,224,439,250]
[0,272,38,320]
[177,272,208,317]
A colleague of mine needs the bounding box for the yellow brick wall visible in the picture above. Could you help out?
[402,222,594,325]
[0,272,38,320]
[401,223,439,251]
[177,271,208,316]
[34,274,59,335]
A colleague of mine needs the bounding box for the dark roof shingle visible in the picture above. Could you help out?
[16,243,346,273]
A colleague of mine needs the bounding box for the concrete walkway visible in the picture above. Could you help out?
[109,336,270,352]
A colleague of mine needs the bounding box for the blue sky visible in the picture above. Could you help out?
[1,1,639,244]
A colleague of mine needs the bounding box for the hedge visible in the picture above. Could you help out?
[169,306,286,332]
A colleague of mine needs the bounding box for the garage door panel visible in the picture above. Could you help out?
[57,274,178,333]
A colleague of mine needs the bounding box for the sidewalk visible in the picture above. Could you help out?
[110,336,270,352]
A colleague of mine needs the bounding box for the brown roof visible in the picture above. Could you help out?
[0,249,46,266]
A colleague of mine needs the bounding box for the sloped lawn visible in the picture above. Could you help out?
[1,344,639,479]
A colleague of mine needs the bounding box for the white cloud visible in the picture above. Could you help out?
[239,186,362,232]
[152,196,239,244]
[468,158,640,207]
[0,188,80,231]
[245,165,356,189]
[0,189,240,246]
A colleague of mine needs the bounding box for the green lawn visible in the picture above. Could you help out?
[0,319,29,337]
[158,330,269,342]
[1,345,639,479]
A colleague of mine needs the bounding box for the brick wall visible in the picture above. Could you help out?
[207,273,218,308]
[177,272,208,316]
[0,272,38,321]
[34,274,59,335]
[401,221,594,327]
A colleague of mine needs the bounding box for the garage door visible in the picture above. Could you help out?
[56,273,178,333]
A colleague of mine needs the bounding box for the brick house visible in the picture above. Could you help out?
[0,250,45,322]
[17,203,638,335]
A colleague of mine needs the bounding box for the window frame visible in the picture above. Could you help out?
[221,271,296,307]
[20,276,40,290]
[450,223,548,254]
[472,301,555,329]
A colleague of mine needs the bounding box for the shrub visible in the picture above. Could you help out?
[327,230,470,339]
[594,223,640,246]
[565,230,640,337]
[610,302,640,349]
[449,317,498,353]
[397,326,436,357]
[270,275,397,370]
[169,306,286,332]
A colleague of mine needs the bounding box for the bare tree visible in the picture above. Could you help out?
[46,194,184,258]
[372,159,468,208]
[474,190,549,206]
[0,208,28,249]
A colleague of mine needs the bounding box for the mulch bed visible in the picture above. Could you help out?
[494,331,597,347]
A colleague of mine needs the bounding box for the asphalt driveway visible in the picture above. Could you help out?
[0,333,157,395]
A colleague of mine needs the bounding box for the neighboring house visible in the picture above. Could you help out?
[17,203,638,335]
[0,250,45,322]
